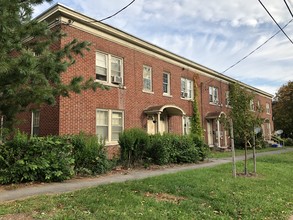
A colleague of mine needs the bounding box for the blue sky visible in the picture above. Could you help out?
[33,0,293,95]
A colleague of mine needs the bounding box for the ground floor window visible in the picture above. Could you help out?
[31,110,40,136]
[96,109,123,142]
[183,116,191,135]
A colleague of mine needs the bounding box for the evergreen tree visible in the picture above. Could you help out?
[0,0,104,128]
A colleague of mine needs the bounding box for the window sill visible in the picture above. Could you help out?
[181,97,193,101]
[163,93,173,98]
[94,80,126,89]
[142,90,154,94]
[209,102,221,106]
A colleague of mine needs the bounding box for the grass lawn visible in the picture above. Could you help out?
[0,152,292,220]
[209,146,292,159]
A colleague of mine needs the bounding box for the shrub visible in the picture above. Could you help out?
[148,134,201,165]
[190,134,210,161]
[171,135,199,163]
[70,132,110,175]
[284,138,293,146]
[148,134,171,165]
[119,128,150,167]
[0,132,74,184]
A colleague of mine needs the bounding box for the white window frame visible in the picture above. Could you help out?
[31,110,40,136]
[225,91,230,106]
[96,109,124,144]
[183,116,191,135]
[143,65,152,92]
[209,86,219,104]
[163,72,171,95]
[181,78,193,99]
[266,103,270,114]
[250,99,255,111]
[95,51,123,85]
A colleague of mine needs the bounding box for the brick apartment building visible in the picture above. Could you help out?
[17,4,273,151]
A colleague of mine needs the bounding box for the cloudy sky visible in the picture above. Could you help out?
[33,0,293,95]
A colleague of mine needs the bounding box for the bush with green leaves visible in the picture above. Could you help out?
[149,134,202,165]
[119,128,150,167]
[189,134,210,161]
[0,132,74,184]
[284,138,293,146]
[69,132,110,175]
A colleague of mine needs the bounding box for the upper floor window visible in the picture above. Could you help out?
[225,91,230,106]
[250,100,255,111]
[31,110,40,136]
[143,65,152,92]
[209,86,219,104]
[96,109,123,143]
[96,51,123,84]
[266,103,270,114]
[181,78,193,99]
[163,72,170,95]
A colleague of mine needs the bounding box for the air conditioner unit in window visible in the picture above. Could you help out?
[111,76,122,84]
[181,92,188,98]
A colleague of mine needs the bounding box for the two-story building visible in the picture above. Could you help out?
[17,4,274,154]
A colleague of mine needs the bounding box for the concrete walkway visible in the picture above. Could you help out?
[1,148,292,203]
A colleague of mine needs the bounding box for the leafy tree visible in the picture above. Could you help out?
[226,83,263,175]
[0,0,105,129]
[273,81,293,138]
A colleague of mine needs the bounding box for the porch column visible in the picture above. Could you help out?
[157,112,161,134]
[217,119,221,148]
[224,130,227,147]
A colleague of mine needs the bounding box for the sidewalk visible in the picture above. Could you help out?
[1,148,292,203]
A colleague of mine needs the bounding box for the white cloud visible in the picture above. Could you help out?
[32,0,293,95]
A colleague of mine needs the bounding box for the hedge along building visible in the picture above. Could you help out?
[17,4,274,154]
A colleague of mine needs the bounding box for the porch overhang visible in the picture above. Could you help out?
[205,111,226,119]
[144,105,186,116]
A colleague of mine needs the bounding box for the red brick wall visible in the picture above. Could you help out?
[58,25,194,136]
[15,23,274,149]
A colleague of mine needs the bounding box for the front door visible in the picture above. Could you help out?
[207,120,214,147]
[159,115,168,134]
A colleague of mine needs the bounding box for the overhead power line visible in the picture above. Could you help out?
[283,0,293,18]
[97,0,136,22]
[222,18,293,73]
[258,0,293,44]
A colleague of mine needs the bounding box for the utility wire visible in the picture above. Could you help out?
[258,0,293,44]
[283,0,293,18]
[95,0,136,22]
[222,18,293,73]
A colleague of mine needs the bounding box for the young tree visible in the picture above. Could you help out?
[228,83,263,175]
[0,0,105,129]
[273,81,293,138]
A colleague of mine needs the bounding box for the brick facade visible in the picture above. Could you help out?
[16,4,274,152]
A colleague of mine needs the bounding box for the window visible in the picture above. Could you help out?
[250,100,255,111]
[266,103,270,114]
[183,117,191,135]
[31,110,40,136]
[143,65,152,92]
[181,78,193,99]
[209,86,219,104]
[96,109,123,142]
[225,91,230,106]
[96,51,123,84]
[163,72,170,95]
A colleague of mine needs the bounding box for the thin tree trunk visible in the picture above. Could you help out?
[244,138,248,175]
[253,133,256,173]
[230,119,236,178]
